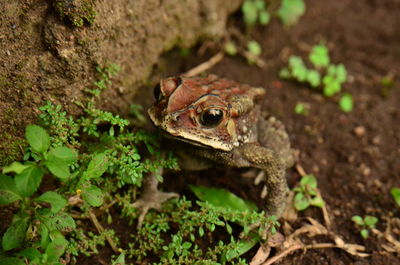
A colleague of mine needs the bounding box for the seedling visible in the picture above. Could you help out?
[390,187,400,207]
[280,44,351,112]
[339,93,353,112]
[381,74,395,98]
[242,0,271,26]
[189,185,279,261]
[224,41,238,56]
[277,0,305,26]
[246,40,263,64]
[293,174,325,211]
[294,102,310,115]
[351,215,378,239]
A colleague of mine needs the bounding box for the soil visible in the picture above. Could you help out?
[1,0,399,264]
[146,0,400,264]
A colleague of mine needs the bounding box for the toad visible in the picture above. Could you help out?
[135,75,294,226]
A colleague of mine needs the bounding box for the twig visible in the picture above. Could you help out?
[295,163,307,177]
[183,52,224,77]
[239,49,267,68]
[262,244,302,265]
[262,242,369,265]
[88,209,119,253]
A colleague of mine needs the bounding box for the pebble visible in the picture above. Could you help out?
[353,126,366,137]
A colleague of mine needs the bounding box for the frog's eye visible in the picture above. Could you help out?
[200,108,224,128]
[153,83,162,100]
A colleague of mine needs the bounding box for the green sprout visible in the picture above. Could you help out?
[247,40,262,56]
[294,102,309,115]
[280,44,351,112]
[277,0,306,26]
[224,41,238,56]
[242,0,271,26]
[390,187,400,207]
[339,93,353,112]
[351,215,378,239]
[323,64,347,97]
[293,174,325,211]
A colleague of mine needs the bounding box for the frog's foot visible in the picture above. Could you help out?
[132,170,178,228]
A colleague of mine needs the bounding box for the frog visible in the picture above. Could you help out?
[134,74,294,227]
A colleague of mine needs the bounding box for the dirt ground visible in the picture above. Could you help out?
[2,0,399,264]
[141,0,400,264]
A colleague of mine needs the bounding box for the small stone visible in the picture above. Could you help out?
[362,167,371,177]
[372,136,381,145]
[353,126,366,137]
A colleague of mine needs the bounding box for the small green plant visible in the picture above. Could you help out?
[242,0,271,26]
[390,187,400,207]
[277,0,306,26]
[338,93,353,112]
[0,125,77,263]
[293,174,325,211]
[280,44,351,112]
[381,74,395,98]
[224,41,238,56]
[294,102,310,115]
[351,215,378,239]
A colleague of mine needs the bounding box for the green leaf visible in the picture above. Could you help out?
[189,185,258,212]
[112,253,125,265]
[306,70,321,87]
[42,212,76,232]
[15,165,44,197]
[289,56,305,68]
[351,215,364,226]
[45,237,68,263]
[254,0,265,10]
[258,10,270,25]
[279,68,291,79]
[339,93,353,112]
[323,79,341,97]
[364,216,378,227]
[294,192,310,211]
[294,103,308,115]
[360,229,369,239]
[222,234,259,262]
[390,187,400,207]
[300,174,317,188]
[336,64,347,83]
[48,146,78,164]
[309,44,330,68]
[247,40,262,56]
[83,152,109,180]
[35,191,67,214]
[310,196,325,208]
[2,218,28,250]
[0,174,22,204]
[292,65,308,82]
[224,41,238,56]
[278,0,306,26]
[39,224,50,249]
[18,248,42,264]
[25,125,50,153]
[2,162,32,175]
[0,258,25,265]
[45,160,70,179]
[242,1,258,26]
[82,185,103,207]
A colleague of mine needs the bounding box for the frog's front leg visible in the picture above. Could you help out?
[240,143,289,218]
[132,168,178,228]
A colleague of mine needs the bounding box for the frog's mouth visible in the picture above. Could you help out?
[148,106,235,152]
[161,128,234,151]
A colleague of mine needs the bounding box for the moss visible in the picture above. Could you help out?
[0,133,25,167]
[54,0,97,27]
